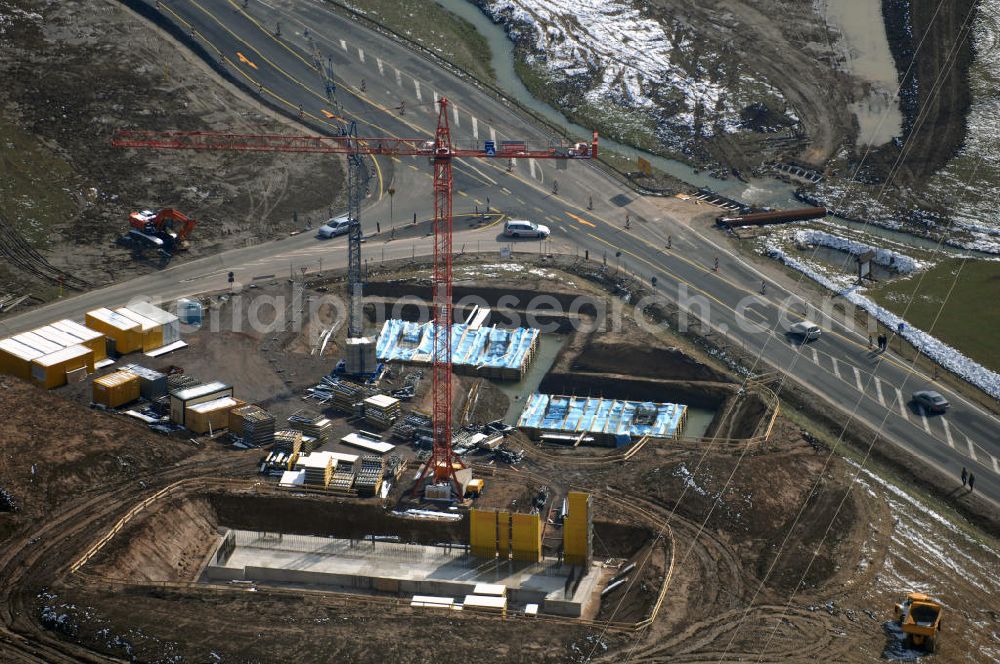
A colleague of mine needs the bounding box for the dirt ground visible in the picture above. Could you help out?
[1,268,998,663]
[0,0,344,306]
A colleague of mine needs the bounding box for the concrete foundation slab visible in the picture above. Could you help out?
[205,530,602,617]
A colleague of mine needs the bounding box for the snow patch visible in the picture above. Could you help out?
[765,240,1000,399]
[794,229,931,273]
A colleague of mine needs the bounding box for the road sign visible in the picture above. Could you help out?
[484,140,496,156]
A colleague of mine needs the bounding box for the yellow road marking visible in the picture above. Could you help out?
[457,190,469,197]
[236,51,258,69]
[565,211,596,228]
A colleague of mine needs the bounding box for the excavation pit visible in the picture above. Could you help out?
[204,529,604,617]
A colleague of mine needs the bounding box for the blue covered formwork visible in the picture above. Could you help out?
[376,319,539,379]
[517,393,687,446]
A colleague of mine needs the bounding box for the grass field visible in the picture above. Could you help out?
[342,0,495,83]
[868,258,1000,372]
[0,120,79,249]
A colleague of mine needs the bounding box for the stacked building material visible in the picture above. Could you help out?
[391,412,433,443]
[384,454,406,481]
[186,397,244,435]
[363,394,401,430]
[327,379,374,414]
[299,452,334,488]
[119,363,168,400]
[273,429,303,457]
[229,404,276,447]
[287,409,332,451]
[354,455,385,496]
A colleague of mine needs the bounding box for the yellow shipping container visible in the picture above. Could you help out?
[92,370,141,408]
[114,307,163,352]
[31,344,92,389]
[0,338,44,381]
[86,308,142,354]
[186,396,243,434]
[52,319,107,361]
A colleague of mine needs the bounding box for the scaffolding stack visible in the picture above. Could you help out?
[300,453,334,488]
[363,394,402,430]
[287,409,332,451]
[328,379,375,415]
[330,465,356,491]
[229,404,276,447]
[354,455,385,497]
[391,412,433,444]
[273,429,303,457]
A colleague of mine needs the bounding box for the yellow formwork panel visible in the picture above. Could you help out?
[563,491,592,566]
[496,511,511,560]
[511,512,542,562]
[470,509,498,559]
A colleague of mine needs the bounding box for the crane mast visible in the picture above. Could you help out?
[112,98,597,498]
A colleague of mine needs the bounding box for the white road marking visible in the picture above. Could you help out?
[529,158,537,180]
[452,103,460,126]
[339,39,347,51]
[810,347,819,364]
[433,90,439,106]
[894,387,907,420]
[472,116,478,139]
[376,57,384,76]
[917,405,930,433]
[992,455,999,474]
[490,127,496,144]
[501,187,512,195]
[852,365,863,392]
[510,157,517,169]
[357,47,365,63]
[394,68,402,87]
[875,379,886,407]
[414,79,422,101]
[831,357,842,379]
[941,417,954,448]
[965,435,978,462]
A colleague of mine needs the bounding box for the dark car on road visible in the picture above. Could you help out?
[912,390,949,414]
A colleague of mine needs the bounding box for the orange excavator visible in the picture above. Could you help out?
[122,208,197,260]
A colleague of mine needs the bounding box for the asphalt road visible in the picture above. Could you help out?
[3,0,997,506]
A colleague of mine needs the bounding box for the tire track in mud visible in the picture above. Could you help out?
[0,456,257,663]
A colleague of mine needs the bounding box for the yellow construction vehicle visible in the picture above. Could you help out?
[894,592,943,653]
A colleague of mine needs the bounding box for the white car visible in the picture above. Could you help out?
[789,320,822,340]
[504,219,550,238]
[317,215,351,239]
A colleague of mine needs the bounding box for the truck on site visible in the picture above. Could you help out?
[119,208,197,262]
[894,592,943,653]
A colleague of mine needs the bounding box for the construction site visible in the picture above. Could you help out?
[0,0,998,663]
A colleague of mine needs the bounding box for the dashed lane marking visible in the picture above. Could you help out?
[457,190,468,197]
[339,39,347,51]
[414,79,422,101]
[394,68,402,86]
[917,405,930,434]
[894,387,908,420]
[357,47,365,63]
[875,378,886,407]
[852,365,864,392]
[472,116,478,139]
[452,103,460,127]
[941,417,954,448]
[501,187,512,195]
[831,357,842,379]
[490,127,496,144]
[965,435,978,462]
[376,57,384,75]
[992,455,999,473]
[433,90,439,106]
[810,347,818,364]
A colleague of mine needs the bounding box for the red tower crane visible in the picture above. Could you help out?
[113,98,598,495]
